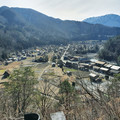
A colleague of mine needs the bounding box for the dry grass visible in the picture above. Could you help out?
[0,61,21,71]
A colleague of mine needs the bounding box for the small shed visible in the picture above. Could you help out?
[50,111,66,120]
[52,63,56,67]
[24,113,40,120]
[2,70,11,79]
[66,71,72,76]
[89,73,99,82]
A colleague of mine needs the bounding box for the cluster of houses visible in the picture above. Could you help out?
[64,55,89,62]
[4,48,47,65]
[4,45,67,66]
[62,56,120,81]
[88,60,120,82]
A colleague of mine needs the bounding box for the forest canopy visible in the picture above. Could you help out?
[99,36,120,64]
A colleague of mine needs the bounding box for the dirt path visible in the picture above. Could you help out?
[38,65,50,80]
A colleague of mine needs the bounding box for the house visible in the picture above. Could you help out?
[71,56,79,61]
[83,63,90,71]
[109,70,120,76]
[95,77,102,83]
[95,61,106,67]
[21,56,27,60]
[2,70,11,79]
[89,73,99,82]
[79,57,90,63]
[50,111,66,120]
[78,65,84,71]
[52,63,56,67]
[109,65,120,76]
[72,62,78,69]
[5,60,12,65]
[89,63,95,69]
[12,57,17,61]
[93,66,100,72]
[104,64,112,69]
[89,73,102,83]
[66,71,72,76]
[110,65,120,71]
[8,58,13,61]
[100,67,109,74]
[65,61,72,68]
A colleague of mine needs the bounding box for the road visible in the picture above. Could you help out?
[61,44,70,63]
[38,64,50,81]
[35,64,59,102]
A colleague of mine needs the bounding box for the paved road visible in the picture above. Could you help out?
[61,44,70,63]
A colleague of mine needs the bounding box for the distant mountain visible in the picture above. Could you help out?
[83,14,120,27]
[0,6,120,60]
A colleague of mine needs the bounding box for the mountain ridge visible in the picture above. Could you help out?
[83,14,120,27]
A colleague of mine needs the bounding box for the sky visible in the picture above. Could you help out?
[0,0,120,21]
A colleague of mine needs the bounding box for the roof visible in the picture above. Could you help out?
[100,67,109,71]
[73,56,80,58]
[90,59,98,63]
[4,70,11,74]
[111,65,120,71]
[104,64,112,68]
[95,61,105,65]
[83,63,89,66]
[90,63,96,66]
[93,66,100,70]
[78,65,84,68]
[89,73,97,78]
[50,111,66,120]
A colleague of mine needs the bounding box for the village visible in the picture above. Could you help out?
[0,40,120,93]
[0,40,120,119]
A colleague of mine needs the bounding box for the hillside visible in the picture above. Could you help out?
[99,36,120,64]
[0,6,120,60]
[83,14,120,27]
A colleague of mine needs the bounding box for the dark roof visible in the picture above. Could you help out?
[4,70,11,75]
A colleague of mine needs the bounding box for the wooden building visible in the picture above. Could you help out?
[95,61,106,67]
[100,67,109,74]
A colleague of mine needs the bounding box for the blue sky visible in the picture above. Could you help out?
[0,0,120,21]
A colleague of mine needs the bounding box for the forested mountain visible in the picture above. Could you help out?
[0,6,120,60]
[83,14,120,27]
[99,36,120,64]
